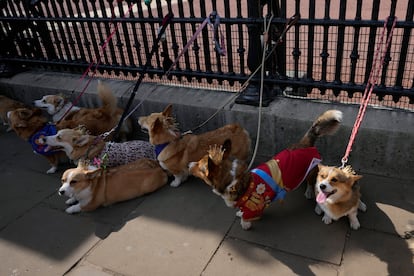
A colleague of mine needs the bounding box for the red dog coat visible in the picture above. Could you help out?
[236,147,321,221]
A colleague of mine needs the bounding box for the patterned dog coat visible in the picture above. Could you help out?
[98,140,156,168]
[236,147,321,221]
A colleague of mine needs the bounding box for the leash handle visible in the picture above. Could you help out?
[209,11,226,56]
[112,13,174,140]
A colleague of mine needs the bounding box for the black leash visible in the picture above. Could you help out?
[112,13,174,140]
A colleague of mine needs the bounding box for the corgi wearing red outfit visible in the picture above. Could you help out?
[189,110,342,230]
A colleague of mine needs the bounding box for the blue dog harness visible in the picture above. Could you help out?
[251,168,287,202]
[154,142,169,158]
[29,123,58,155]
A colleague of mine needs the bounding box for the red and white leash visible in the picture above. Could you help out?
[341,16,397,168]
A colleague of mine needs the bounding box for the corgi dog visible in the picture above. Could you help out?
[59,158,168,213]
[40,127,155,167]
[189,110,342,230]
[33,81,132,140]
[138,104,251,187]
[0,95,27,131]
[314,164,366,230]
[7,107,66,173]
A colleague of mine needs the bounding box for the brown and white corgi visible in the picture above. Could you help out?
[314,164,366,230]
[0,95,27,131]
[33,81,132,140]
[189,110,342,230]
[138,104,251,187]
[7,107,66,173]
[40,127,155,167]
[59,158,168,213]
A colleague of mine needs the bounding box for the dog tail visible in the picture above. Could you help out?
[296,110,343,148]
[97,80,118,114]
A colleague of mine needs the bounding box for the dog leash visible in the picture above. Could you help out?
[111,13,174,141]
[165,11,225,76]
[181,14,299,136]
[57,1,135,124]
[341,16,397,168]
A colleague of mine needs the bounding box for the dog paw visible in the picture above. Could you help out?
[322,214,332,225]
[236,210,243,217]
[65,197,77,205]
[170,179,181,187]
[46,166,57,174]
[350,219,361,230]
[241,219,252,230]
[65,204,81,214]
[315,204,323,215]
[358,200,367,212]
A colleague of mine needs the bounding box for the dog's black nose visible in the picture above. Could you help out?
[58,190,64,196]
[320,184,326,190]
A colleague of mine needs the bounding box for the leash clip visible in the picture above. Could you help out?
[340,157,348,169]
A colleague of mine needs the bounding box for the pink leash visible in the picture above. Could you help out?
[341,16,397,168]
[57,1,135,123]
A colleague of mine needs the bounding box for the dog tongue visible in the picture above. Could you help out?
[316,191,327,203]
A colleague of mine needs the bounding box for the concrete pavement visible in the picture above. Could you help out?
[0,125,413,275]
[0,71,413,275]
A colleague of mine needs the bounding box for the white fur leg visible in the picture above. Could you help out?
[65,204,81,214]
[46,166,57,174]
[240,219,252,230]
[358,200,367,212]
[322,214,333,225]
[65,197,77,205]
[348,212,361,230]
[315,204,323,215]
[236,210,243,218]
[170,172,189,187]
[304,184,314,199]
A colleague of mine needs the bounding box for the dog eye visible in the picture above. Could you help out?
[331,177,338,182]
[70,180,77,185]
[57,135,61,141]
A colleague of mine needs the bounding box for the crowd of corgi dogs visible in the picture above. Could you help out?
[1,81,366,230]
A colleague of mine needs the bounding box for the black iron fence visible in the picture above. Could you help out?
[1,0,414,110]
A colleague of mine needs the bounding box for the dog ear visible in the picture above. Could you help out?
[85,167,101,179]
[55,97,64,107]
[222,139,232,159]
[350,174,363,186]
[153,118,163,132]
[17,108,34,119]
[74,135,90,147]
[162,104,173,116]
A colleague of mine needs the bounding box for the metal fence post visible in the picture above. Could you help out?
[235,0,275,107]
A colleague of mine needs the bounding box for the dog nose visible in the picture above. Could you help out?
[58,190,65,196]
[319,184,326,190]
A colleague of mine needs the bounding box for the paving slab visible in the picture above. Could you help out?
[340,229,414,276]
[85,180,236,276]
[228,187,348,265]
[358,174,414,236]
[65,261,114,276]
[203,237,339,276]
[0,206,101,276]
